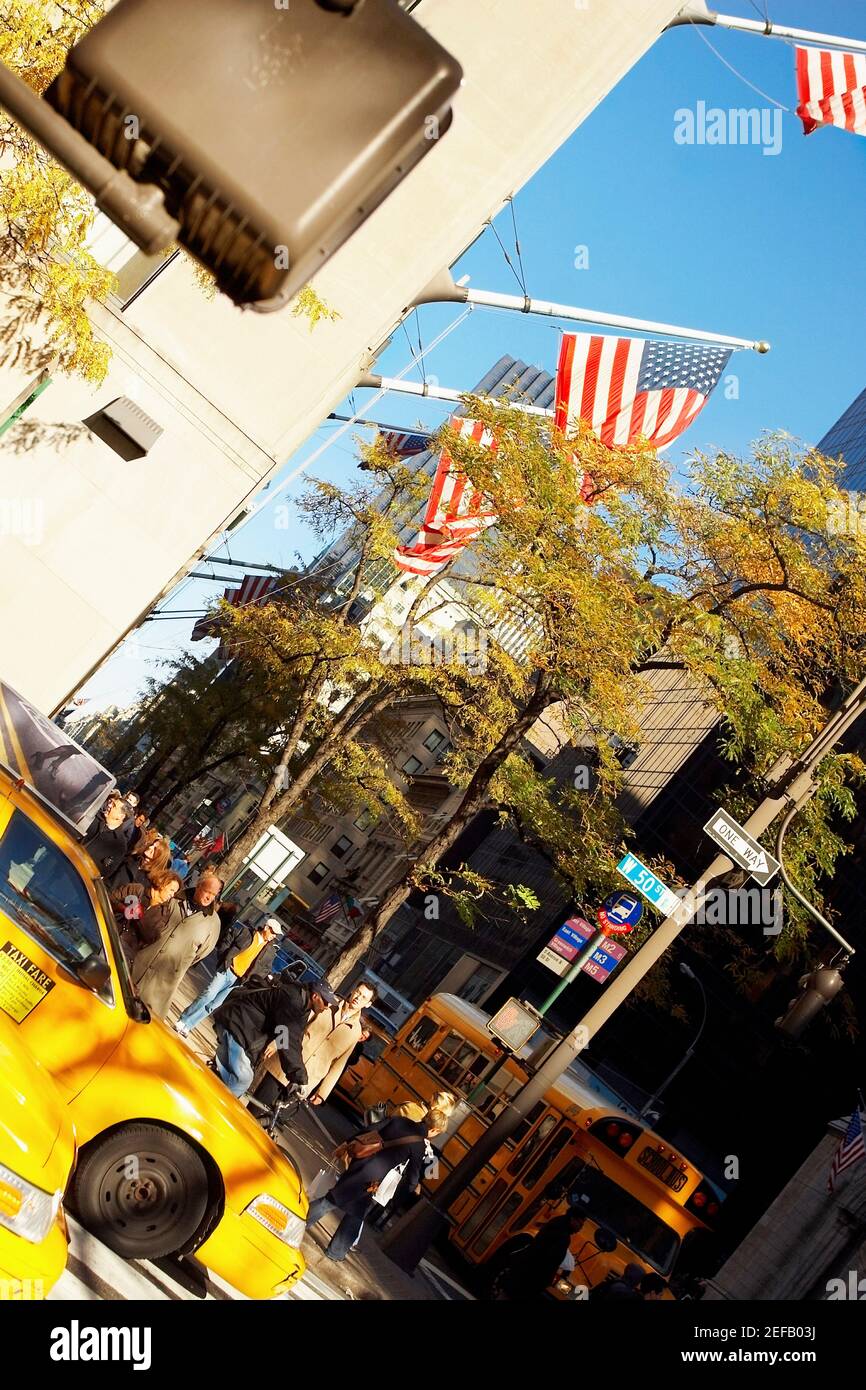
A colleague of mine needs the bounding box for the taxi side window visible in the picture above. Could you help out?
[0,810,108,974]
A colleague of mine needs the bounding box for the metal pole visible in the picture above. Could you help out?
[411,271,769,353]
[0,62,179,253]
[638,967,707,1119]
[357,374,552,416]
[668,4,866,55]
[463,288,769,354]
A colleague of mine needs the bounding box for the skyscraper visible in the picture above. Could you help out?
[817,385,866,490]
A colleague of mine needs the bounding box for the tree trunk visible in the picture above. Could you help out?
[217,683,393,879]
[328,679,555,987]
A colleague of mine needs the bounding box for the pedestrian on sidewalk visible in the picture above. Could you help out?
[131,871,223,1019]
[108,831,171,890]
[84,793,131,881]
[255,979,376,1108]
[175,916,284,1037]
[306,1108,448,1263]
[491,1209,585,1301]
[111,868,184,959]
[370,1090,456,1230]
[211,974,332,1098]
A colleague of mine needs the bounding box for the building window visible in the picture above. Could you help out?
[307,862,329,885]
[402,756,423,776]
[332,834,353,859]
[353,809,374,831]
[422,729,446,752]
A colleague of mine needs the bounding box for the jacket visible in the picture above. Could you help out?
[331,1117,428,1216]
[217,924,280,979]
[214,977,313,1086]
[111,880,183,950]
[131,904,220,1019]
[85,822,128,880]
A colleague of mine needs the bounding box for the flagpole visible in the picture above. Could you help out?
[412,271,769,353]
[668,2,866,55]
[357,374,553,417]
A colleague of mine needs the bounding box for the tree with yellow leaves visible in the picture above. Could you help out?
[0,0,114,380]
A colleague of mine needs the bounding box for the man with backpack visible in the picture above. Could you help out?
[211,972,332,1098]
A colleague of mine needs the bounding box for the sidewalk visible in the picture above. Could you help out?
[169,968,468,1302]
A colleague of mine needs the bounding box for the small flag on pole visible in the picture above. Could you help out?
[554,333,731,452]
[313,892,343,924]
[394,418,498,576]
[379,429,431,458]
[795,46,866,137]
[828,1103,866,1193]
[191,573,280,641]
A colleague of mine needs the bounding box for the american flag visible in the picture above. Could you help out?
[313,892,343,924]
[379,429,431,458]
[554,333,731,452]
[828,1104,865,1193]
[191,573,280,641]
[796,46,866,137]
[393,418,498,576]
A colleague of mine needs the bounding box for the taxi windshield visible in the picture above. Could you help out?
[0,809,105,968]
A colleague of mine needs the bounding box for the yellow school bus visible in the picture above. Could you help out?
[353,992,722,1294]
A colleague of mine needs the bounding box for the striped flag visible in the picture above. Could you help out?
[379,429,430,458]
[394,418,498,576]
[796,46,866,137]
[313,892,343,924]
[554,333,731,452]
[191,573,280,641]
[828,1104,866,1193]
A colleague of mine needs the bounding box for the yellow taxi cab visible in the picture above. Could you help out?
[0,1010,75,1298]
[0,763,308,1300]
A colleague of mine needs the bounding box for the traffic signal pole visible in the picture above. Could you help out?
[381,677,866,1273]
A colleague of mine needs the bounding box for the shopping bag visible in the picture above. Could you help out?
[371,1159,408,1208]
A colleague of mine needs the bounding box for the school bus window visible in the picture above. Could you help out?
[506,1114,558,1177]
[458,1177,508,1246]
[0,811,111,994]
[405,1016,439,1053]
[522,1125,573,1190]
[471,1192,524,1256]
[509,1101,546,1149]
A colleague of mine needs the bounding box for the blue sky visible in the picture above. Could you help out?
[85,1,866,709]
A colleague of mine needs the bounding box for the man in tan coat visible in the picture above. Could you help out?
[132,872,222,1020]
[258,979,375,1105]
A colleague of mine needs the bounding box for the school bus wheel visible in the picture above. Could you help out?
[69,1123,210,1260]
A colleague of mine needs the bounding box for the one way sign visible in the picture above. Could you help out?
[703,809,780,887]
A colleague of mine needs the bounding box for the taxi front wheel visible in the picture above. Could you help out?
[70,1124,210,1260]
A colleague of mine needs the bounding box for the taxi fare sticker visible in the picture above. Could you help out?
[0,941,55,1022]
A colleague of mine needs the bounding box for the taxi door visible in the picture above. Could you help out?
[0,795,128,1099]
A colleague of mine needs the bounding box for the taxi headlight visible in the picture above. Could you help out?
[245,1195,306,1249]
[0,1163,62,1244]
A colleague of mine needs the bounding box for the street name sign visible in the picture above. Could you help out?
[616,853,681,917]
[703,809,780,886]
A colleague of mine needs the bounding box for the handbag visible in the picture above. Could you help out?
[333,1131,425,1170]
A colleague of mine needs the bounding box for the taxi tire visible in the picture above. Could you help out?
[70,1124,210,1260]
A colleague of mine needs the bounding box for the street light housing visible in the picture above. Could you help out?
[41,0,462,308]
